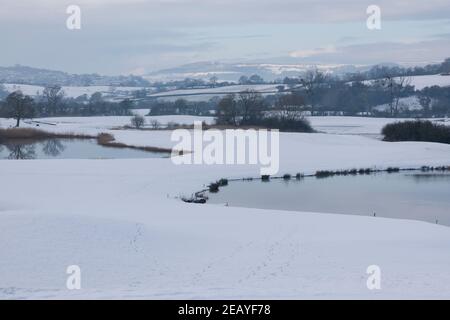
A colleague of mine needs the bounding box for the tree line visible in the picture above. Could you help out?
[0,86,134,127]
[215,90,313,132]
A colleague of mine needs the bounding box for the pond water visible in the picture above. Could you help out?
[0,139,169,160]
[208,172,450,226]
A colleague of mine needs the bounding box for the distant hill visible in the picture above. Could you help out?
[0,65,150,87]
[145,61,372,82]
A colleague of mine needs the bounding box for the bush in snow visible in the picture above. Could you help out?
[131,115,145,129]
[150,119,161,129]
[382,120,450,144]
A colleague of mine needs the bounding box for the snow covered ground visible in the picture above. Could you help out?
[0,115,215,150]
[2,83,282,102]
[148,84,283,102]
[3,74,450,102]
[2,114,446,144]
[310,116,448,137]
[1,116,450,299]
[363,74,450,90]
[2,84,152,100]
[149,84,282,97]
[373,96,424,113]
[405,74,450,90]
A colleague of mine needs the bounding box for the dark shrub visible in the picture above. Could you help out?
[316,170,334,178]
[382,120,450,144]
[259,117,314,133]
[209,182,220,193]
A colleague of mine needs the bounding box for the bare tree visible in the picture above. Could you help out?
[119,98,133,116]
[43,85,65,116]
[0,83,8,100]
[382,75,412,117]
[4,91,35,127]
[238,90,264,125]
[300,69,325,116]
[150,119,161,129]
[209,76,218,88]
[418,93,432,117]
[275,93,305,121]
[216,94,238,126]
[131,114,145,129]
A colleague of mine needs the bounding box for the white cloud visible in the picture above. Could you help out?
[1,0,450,23]
[289,46,337,58]
[288,39,450,65]
[1,0,449,74]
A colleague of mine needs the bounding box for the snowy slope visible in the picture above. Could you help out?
[2,83,150,99]
[149,84,282,97]
[1,117,450,299]
[309,116,450,136]
[148,84,283,102]
[406,74,450,90]
[1,115,448,149]
[373,96,424,112]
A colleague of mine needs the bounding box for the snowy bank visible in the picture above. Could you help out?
[1,117,450,299]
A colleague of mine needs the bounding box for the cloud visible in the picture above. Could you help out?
[1,0,450,24]
[1,0,449,74]
[288,39,450,65]
[289,46,337,58]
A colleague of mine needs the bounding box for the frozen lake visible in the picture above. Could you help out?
[209,172,450,226]
[0,139,169,160]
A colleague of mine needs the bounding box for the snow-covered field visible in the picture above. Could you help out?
[1,115,450,299]
[2,83,282,102]
[149,84,282,97]
[363,74,450,90]
[2,84,152,99]
[373,96,424,113]
[405,74,450,90]
[0,115,215,150]
[4,114,446,143]
[310,116,449,137]
[148,84,283,102]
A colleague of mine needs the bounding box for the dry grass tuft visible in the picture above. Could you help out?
[0,128,94,141]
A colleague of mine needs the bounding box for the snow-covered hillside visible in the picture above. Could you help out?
[148,84,283,102]
[406,74,450,90]
[2,83,152,100]
[144,61,368,82]
[373,96,424,113]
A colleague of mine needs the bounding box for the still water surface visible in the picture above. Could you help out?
[0,139,168,159]
[208,172,450,226]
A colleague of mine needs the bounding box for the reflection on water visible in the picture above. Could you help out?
[5,143,37,160]
[407,173,450,182]
[1,139,66,160]
[41,139,66,157]
[0,139,168,160]
[2,139,66,159]
[208,172,450,226]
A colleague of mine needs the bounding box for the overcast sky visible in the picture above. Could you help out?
[1,0,450,75]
